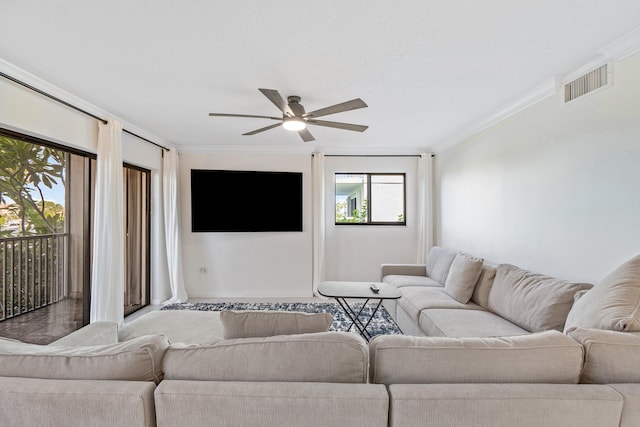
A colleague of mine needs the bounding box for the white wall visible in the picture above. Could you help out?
[435,53,640,284]
[324,156,419,281]
[179,151,313,297]
[0,71,170,303]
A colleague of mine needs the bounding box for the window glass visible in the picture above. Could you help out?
[335,173,405,225]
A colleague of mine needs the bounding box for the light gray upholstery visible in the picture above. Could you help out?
[155,381,389,427]
[369,331,584,385]
[388,384,623,427]
[163,332,368,383]
[425,246,458,284]
[488,264,591,332]
[609,384,640,427]
[119,310,224,344]
[220,310,333,339]
[419,308,529,337]
[0,376,156,427]
[397,286,484,324]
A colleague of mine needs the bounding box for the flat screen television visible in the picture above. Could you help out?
[191,169,303,232]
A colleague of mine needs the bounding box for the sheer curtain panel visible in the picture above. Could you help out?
[312,152,326,296]
[90,120,125,325]
[417,153,434,264]
[162,147,188,303]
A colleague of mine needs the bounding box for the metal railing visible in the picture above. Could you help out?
[0,233,68,321]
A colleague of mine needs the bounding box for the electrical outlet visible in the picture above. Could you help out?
[199,267,208,274]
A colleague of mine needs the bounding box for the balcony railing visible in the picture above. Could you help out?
[0,233,68,321]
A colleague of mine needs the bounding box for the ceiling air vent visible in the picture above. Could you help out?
[564,63,610,103]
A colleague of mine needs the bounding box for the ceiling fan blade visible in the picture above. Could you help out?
[306,119,368,132]
[209,113,281,121]
[258,88,294,116]
[298,128,315,142]
[242,122,282,136]
[304,98,368,119]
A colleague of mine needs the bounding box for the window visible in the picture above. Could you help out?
[335,173,405,225]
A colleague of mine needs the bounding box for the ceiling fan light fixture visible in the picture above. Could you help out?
[282,116,306,131]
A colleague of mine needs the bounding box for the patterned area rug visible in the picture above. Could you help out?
[161,301,403,337]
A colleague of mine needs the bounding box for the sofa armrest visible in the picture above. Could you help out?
[48,321,119,347]
[380,264,427,280]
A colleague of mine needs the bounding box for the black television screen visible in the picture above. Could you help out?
[191,169,303,232]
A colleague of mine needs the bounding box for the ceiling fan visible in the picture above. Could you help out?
[208,88,368,142]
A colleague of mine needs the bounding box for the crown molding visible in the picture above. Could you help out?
[0,58,173,149]
[598,26,640,60]
[433,77,560,154]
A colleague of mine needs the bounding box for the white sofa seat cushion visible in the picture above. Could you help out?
[488,264,591,332]
[419,308,529,338]
[564,255,640,332]
[220,310,333,339]
[162,331,368,383]
[0,334,169,383]
[369,330,584,385]
[383,274,442,288]
[397,286,484,324]
[119,310,224,344]
[567,327,640,384]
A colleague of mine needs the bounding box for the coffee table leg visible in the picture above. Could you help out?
[334,297,379,341]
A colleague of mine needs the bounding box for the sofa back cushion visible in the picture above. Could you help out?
[369,331,583,385]
[426,246,458,284]
[488,264,591,332]
[0,334,169,383]
[471,263,498,309]
[564,255,640,332]
[162,332,368,383]
[567,327,640,384]
[220,310,333,339]
[443,253,484,304]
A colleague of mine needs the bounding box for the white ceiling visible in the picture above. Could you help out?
[2,1,640,153]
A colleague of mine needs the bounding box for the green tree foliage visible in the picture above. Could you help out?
[335,199,368,223]
[0,135,65,236]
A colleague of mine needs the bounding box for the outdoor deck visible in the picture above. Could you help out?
[0,297,83,345]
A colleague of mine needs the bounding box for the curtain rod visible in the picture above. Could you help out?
[0,71,169,151]
[316,154,426,157]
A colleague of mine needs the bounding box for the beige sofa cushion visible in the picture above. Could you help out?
[369,330,583,385]
[220,310,333,339]
[567,327,640,384]
[0,334,169,383]
[488,264,591,332]
[419,308,529,338]
[48,321,119,347]
[426,246,458,284]
[119,310,224,344]
[564,255,640,332]
[397,286,484,324]
[471,263,498,309]
[163,331,368,383]
[444,253,484,303]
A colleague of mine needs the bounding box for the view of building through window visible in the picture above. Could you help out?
[335,173,406,224]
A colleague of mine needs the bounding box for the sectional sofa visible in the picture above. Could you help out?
[1,250,639,426]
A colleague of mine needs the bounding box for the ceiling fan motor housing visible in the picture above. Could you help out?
[287,96,305,117]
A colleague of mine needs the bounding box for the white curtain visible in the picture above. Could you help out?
[416,153,434,264]
[90,120,125,325]
[162,147,188,303]
[312,152,326,296]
